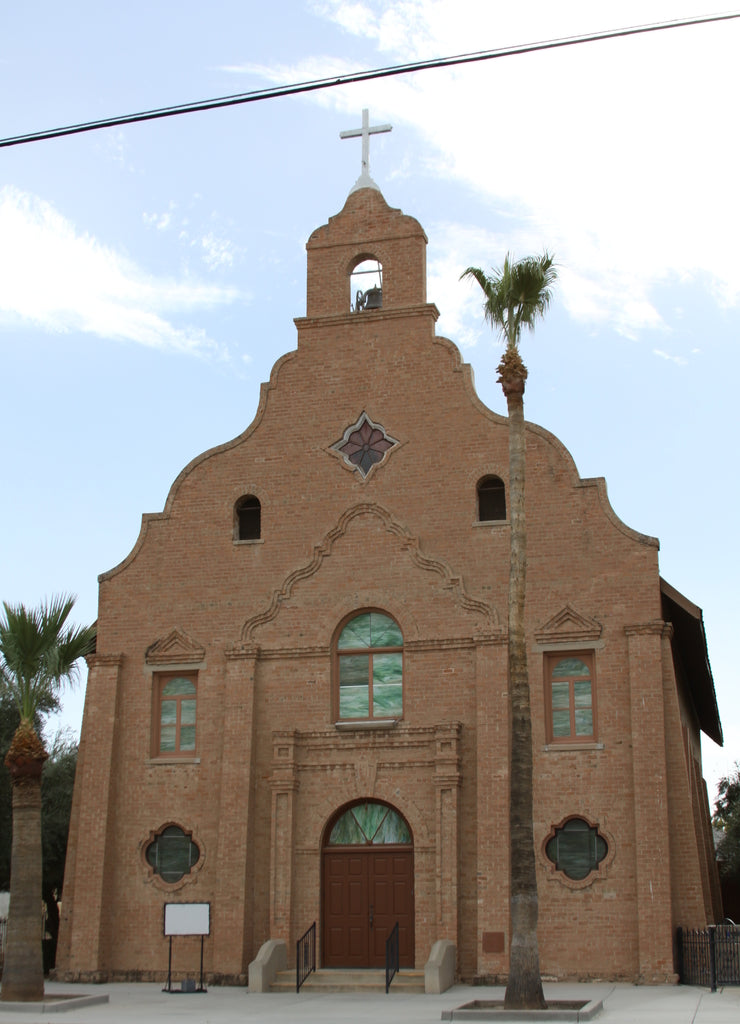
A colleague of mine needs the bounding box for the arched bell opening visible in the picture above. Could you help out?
[321,799,415,968]
[350,257,383,313]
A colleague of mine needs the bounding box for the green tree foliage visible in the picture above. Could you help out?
[714,763,740,880]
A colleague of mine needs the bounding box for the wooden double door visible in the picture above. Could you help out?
[322,848,414,967]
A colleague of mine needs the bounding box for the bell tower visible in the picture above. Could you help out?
[301,111,433,322]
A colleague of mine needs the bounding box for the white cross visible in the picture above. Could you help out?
[340,109,392,184]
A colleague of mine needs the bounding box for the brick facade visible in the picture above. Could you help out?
[56,185,722,985]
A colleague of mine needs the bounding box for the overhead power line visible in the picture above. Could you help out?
[2,11,739,149]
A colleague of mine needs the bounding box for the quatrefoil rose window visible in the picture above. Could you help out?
[332,413,399,477]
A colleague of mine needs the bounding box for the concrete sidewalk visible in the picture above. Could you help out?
[1,981,740,1024]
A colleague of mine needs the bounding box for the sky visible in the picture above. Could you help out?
[1,1,738,803]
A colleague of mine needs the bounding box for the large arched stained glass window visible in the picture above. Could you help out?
[328,802,411,846]
[336,611,403,720]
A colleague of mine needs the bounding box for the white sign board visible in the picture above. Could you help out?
[164,902,210,936]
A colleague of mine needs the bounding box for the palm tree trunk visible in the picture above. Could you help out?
[1,744,45,1001]
[502,364,546,1011]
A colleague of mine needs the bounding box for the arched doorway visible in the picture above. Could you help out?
[322,800,414,968]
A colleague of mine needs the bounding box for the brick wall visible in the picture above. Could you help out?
[56,186,720,985]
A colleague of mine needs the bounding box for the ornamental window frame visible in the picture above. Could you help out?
[330,412,399,479]
[542,815,612,888]
[333,609,403,724]
[143,822,203,890]
[154,672,198,758]
[544,650,597,745]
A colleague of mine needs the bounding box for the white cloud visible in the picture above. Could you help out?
[426,222,509,348]
[237,0,740,337]
[653,348,688,366]
[201,232,236,270]
[0,187,240,354]
[143,208,173,231]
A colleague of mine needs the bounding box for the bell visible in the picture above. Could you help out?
[363,286,382,310]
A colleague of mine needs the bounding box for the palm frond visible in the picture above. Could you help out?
[462,251,557,350]
[0,595,96,722]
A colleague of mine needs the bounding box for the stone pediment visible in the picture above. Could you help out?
[535,605,602,645]
[145,628,206,665]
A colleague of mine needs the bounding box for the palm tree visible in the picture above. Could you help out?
[0,596,95,1003]
[461,253,556,1010]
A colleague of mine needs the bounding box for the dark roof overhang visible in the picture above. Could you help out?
[660,577,723,746]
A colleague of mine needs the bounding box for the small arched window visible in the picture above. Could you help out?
[477,475,506,522]
[336,611,403,720]
[235,495,261,541]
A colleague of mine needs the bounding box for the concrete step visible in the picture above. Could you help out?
[270,967,426,993]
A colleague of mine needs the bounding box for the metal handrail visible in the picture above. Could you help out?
[296,921,316,993]
[385,920,399,993]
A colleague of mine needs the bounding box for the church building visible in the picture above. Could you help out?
[57,114,723,987]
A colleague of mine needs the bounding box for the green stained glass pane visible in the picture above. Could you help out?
[329,810,366,845]
[160,725,176,752]
[160,702,177,726]
[338,612,402,650]
[147,827,199,882]
[329,803,411,845]
[552,710,571,737]
[370,614,403,648]
[574,681,592,707]
[373,652,402,685]
[552,658,590,678]
[373,809,411,844]
[339,655,369,717]
[354,802,389,841]
[180,725,196,750]
[545,819,607,881]
[557,835,592,880]
[158,837,188,882]
[162,677,196,696]
[373,681,402,716]
[181,699,196,725]
[339,687,369,717]
[551,681,570,710]
[372,653,402,716]
[340,654,369,685]
[574,709,593,736]
[338,613,373,649]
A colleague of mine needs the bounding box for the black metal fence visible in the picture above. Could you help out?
[296,921,316,993]
[385,920,399,993]
[677,922,740,990]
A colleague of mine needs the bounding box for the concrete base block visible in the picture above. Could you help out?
[248,939,287,992]
[425,939,456,994]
